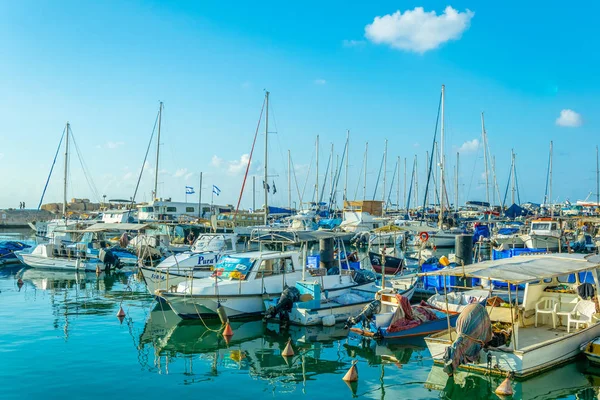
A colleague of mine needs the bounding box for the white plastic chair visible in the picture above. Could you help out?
[535,297,558,328]
[567,300,596,333]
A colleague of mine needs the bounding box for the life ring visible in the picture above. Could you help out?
[420,232,430,242]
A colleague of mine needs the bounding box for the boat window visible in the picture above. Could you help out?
[557,274,576,283]
[141,207,154,212]
[166,207,177,212]
[543,278,553,283]
[257,259,275,276]
[276,257,295,273]
[186,207,195,212]
[578,271,594,284]
[531,223,550,230]
[194,235,226,252]
[213,256,253,280]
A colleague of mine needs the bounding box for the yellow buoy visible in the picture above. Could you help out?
[282,339,295,358]
[495,374,514,397]
[439,255,450,267]
[342,360,358,382]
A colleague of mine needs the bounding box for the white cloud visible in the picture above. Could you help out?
[556,109,582,127]
[211,155,223,167]
[364,6,474,53]
[122,172,134,180]
[106,141,124,149]
[228,154,250,175]
[174,168,188,178]
[185,172,194,181]
[342,39,366,47]
[314,79,327,85]
[458,138,479,154]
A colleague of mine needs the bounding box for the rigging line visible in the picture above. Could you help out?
[354,150,365,200]
[543,149,551,205]
[372,152,384,201]
[318,151,331,204]
[38,126,66,210]
[421,92,442,212]
[502,164,511,206]
[465,142,481,201]
[233,97,266,219]
[386,158,398,207]
[290,156,303,208]
[300,152,313,206]
[69,128,102,203]
[404,161,415,215]
[328,139,348,213]
[131,108,160,206]
[515,163,522,204]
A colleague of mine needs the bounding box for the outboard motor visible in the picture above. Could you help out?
[99,248,120,270]
[263,286,300,323]
[344,299,381,329]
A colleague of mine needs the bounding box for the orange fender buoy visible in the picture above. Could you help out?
[116,305,126,318]
[495,374,514,397]
[282,339,294,357]
[222,321,234,337]
[342,360,358,382]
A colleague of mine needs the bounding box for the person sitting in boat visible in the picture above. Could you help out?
[186,231,195,244]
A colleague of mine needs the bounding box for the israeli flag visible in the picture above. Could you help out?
[213,185,221,196]
[185,186,195,194]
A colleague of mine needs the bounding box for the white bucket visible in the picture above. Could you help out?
[322,315,336,326]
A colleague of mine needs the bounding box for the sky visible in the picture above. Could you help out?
[1,1,598,210]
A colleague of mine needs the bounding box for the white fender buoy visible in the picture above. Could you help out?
[495,374,514,397]
[322,315,336,327]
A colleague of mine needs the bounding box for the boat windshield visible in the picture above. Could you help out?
[213,256,254,279]
[531,223,551,231]
[193,235,233,252]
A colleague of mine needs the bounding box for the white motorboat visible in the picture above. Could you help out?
[16,242,105,272]
[159,250,371,320]
[140,233,239,295]
[520,218,562,251]
[263,279,414,326]
[423,253,600,379]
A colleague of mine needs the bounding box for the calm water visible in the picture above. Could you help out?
[1,230,600,399]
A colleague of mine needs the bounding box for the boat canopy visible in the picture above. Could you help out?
[250,229,349,244]
[418,254,600,285]
[83,223,151,232]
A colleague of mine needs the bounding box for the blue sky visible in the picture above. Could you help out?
[1,1,598,210]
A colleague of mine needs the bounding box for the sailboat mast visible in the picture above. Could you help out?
[330,143,334,200]
[344,130,349,202]
[404,157,407,211]
[382,139,388,210]
[596,145,600,207]
[288,149,291,211]
[397,156,400,211]
[481,112,489,204]
[511,149,516,205]
[363,142,368,200]
[455,152,459,212]
[438,85,445,228]
[315,135,319,205]
[154,101,163,200]
[414,155,419,210]
[63,122,69,219]
[549,140,553,217]
[264,91,270,225]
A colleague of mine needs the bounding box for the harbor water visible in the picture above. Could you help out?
[1,230,600,399]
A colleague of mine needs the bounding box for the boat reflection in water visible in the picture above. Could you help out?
[425,361,600,400]
[15,267,148,339]
[138,306,355,387]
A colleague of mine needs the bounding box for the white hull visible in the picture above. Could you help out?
[164,273,365,320]
[141,267,211,295]
[521,234,560,251]
[16,252,104,272]
[425,323,600,378]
